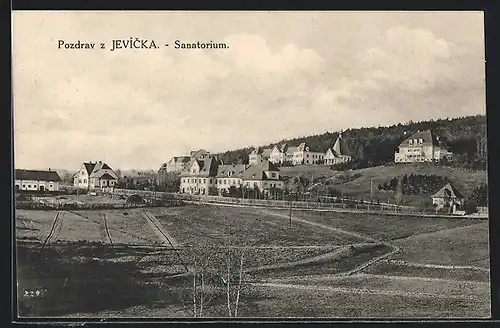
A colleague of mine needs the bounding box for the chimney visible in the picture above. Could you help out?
[48,168,51,171]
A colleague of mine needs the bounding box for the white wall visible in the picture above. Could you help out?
[15,179,59,192]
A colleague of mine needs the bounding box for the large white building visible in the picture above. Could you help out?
[179,157,284,195]
[15,169,61,192]
[394,130,453,164]
[268,142,324,165]
[73,161,118,191]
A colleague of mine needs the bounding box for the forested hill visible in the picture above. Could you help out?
[215,115,487,170]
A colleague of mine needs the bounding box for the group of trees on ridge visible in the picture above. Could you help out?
[215,115,487,170]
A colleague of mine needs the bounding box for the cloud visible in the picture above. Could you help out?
[12,13,485,170]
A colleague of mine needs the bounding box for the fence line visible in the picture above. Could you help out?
[15,200,184,211]
[111,189,442,216]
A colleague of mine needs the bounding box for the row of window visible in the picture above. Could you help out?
[408,138,424,146]
[19,184,54,189]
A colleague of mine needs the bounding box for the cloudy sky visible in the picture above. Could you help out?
[12,11,485,170]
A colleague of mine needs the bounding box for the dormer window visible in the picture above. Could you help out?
[419,138,423,145]
[409,140,413,146]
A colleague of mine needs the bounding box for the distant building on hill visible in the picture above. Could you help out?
[73,161,118,191]
[394,130,453,164]
[159,149,211,174]
[430,182,464,213]
[249,147,273,165]
[268,142,324,165]
[324,132,352,165]
[15,169,61,192]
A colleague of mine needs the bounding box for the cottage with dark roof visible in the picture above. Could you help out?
[431,183,464,213]
[394,130,453,164]
[73,161,118,191]
[15,169,62,192]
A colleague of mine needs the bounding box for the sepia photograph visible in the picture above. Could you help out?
[12,10,490,319]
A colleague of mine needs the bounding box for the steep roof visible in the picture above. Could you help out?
[15,169,62,182]
[83,163,97,175]
[89,162,118,179]
[99,173,116,180]
[241,160,280,181]
[216,164,247,178]
[430,183,464,199]
[332,133,351,156]
[261,148,273,157]
[190,149,210,159]
[181,156,219,177]
[176,156,191,164]
[399,130,439,148]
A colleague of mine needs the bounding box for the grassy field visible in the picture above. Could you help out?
[148,205,364,247]
[15,202,491,318]
[281,163,487,206]
[278,209,483,242]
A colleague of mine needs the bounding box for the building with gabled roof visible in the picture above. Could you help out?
[431,182,465,212]
[394,130,453,164]
[249,147,273,165]
[325,132,352,165]
[215,163,248,194]
[179,155,220,195]
[15,169,61,192]
[73,161,118,191]
[159,156,191,174]
[292,142,324,165]
[240,160,284,191]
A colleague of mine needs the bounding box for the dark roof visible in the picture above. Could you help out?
[99,173,116,180]
[241,160,280,180]
[84,163,97,175]
[216,164,247,178]
[430,183,464,199]
[399,130,440,148]
[15,169,61,182]
[332,133,351,156]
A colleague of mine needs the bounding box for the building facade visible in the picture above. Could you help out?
[73,161,118,191]
[292,143,324,165]
[15,169,61,192]
[394,130,453,164]
[325,133,352,165]
[249,147,272,165]
[431,183,464,212]
[179,156,220,195]
[179,159,284,195]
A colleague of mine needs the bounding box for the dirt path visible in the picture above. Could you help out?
[142,212,178,247]
[42,211,62,248]
[102,213,114,246]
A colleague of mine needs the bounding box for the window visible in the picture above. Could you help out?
[23,185,26,188]
[271,173,276,178]
[419,138,423,144]
[79,179,82,183]
[209,179,212,184]
[50,184,53,187]
[409,140,413,146]
[28,185,31,188]
[84,179,87,183]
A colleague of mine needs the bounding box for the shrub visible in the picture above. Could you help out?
[126,194,144,204]
[464,199,478,214]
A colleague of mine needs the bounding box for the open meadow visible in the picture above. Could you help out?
[15,201,491,318]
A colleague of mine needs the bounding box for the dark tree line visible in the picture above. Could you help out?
[214,115,487,170]
[378,174,450,195]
